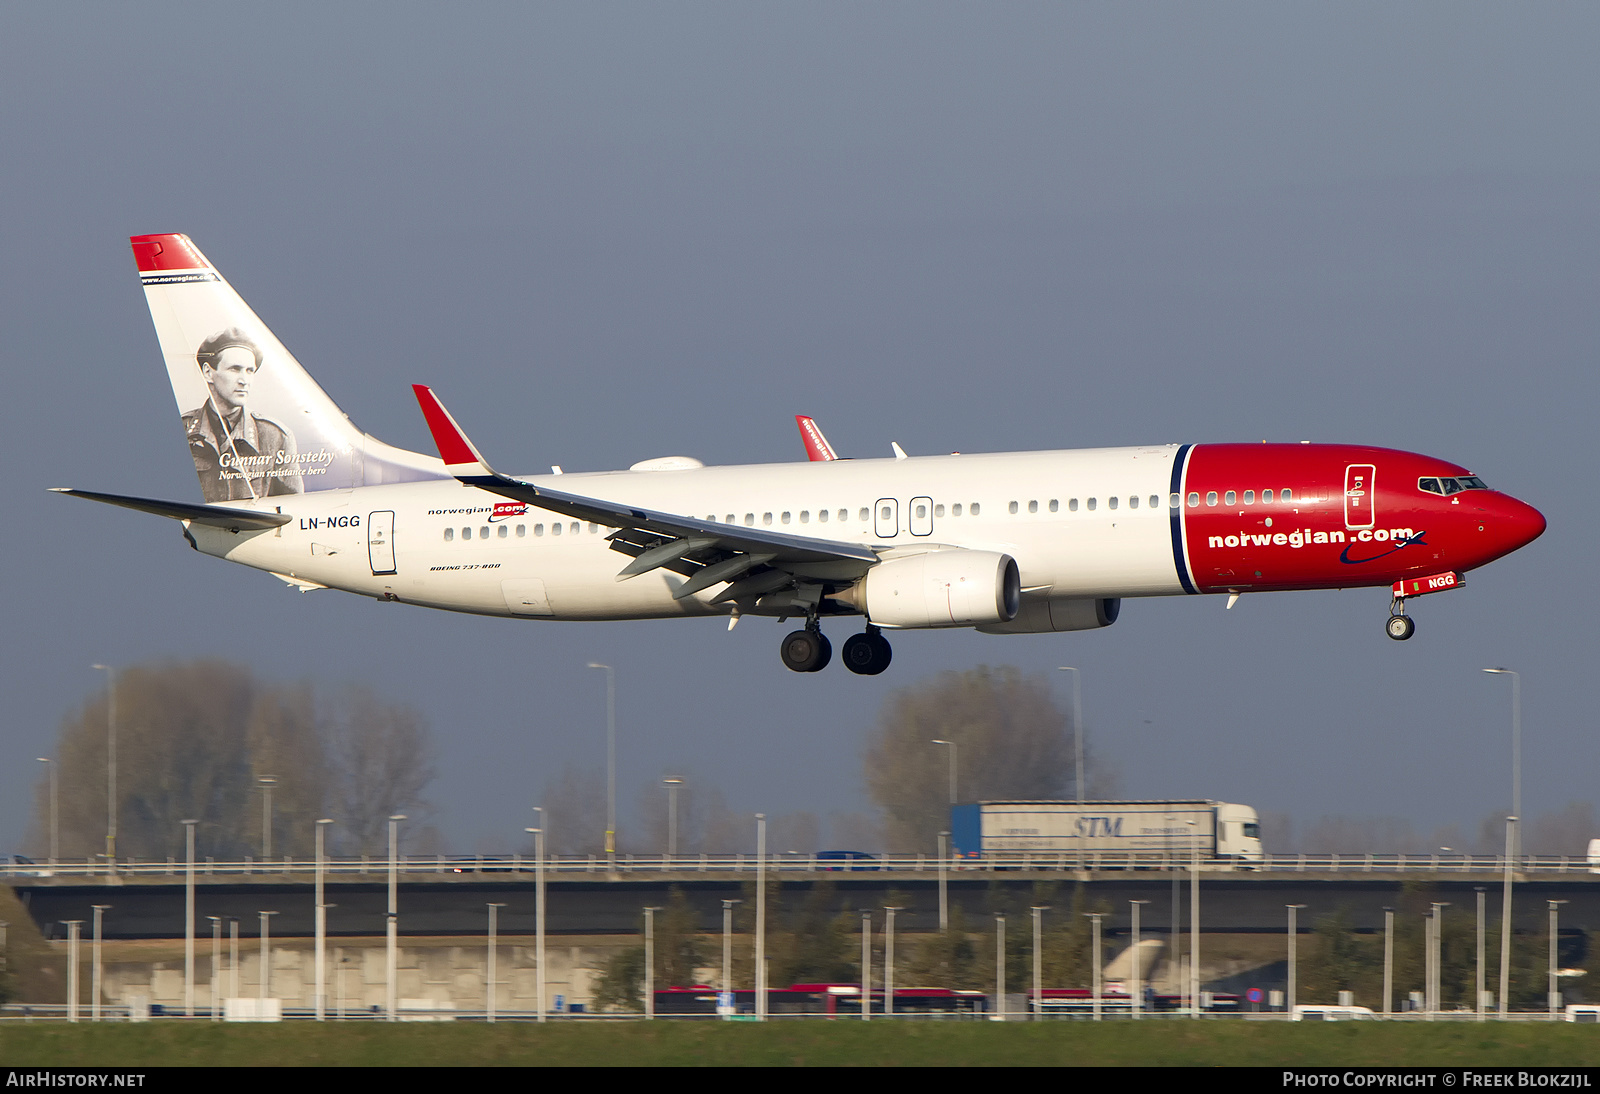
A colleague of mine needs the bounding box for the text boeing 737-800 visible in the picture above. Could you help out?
[55,234,1546,674]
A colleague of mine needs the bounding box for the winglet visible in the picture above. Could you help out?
[795,415,839,461]
[412,385,496,477]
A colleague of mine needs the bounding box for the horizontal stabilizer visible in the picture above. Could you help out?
[51,488,291,531]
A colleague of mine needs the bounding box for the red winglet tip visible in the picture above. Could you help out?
[411,385,481,467]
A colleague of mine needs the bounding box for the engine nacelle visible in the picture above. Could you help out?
[856,550,1020,629]
[976,595,1121,634]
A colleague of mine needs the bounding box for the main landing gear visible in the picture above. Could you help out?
[1386,598,1416,641]
[779,624,893,674]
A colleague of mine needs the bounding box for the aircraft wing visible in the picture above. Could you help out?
[412,386,878,600]
[50,488,293,531]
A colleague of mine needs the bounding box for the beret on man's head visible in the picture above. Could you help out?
[195,328,263,370]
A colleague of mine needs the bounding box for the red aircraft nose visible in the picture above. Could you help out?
[1468,492,1546,567]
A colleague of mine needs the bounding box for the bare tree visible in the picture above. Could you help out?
[864,666,1076,853]
[540,765,608,856]
[324,686,435,855]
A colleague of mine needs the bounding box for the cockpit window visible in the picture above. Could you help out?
[1420,475,1489,496]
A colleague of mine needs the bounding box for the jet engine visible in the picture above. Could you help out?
[844,550,1021,628]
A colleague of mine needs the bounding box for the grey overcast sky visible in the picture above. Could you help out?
[2,3,1596,854]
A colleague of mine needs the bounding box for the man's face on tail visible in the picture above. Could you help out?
[202,345,258,412]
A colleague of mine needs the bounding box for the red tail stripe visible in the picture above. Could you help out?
[130,233,210,273]
[411,385,480,466]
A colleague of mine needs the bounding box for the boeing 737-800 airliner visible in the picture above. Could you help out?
[56,234,1546,675]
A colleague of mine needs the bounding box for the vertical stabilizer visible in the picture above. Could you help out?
[130,234,444,503]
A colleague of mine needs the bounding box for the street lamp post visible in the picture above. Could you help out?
[207,916,221,1020]
[90,905,110,1022]
[258,776,277,860]
[884,906,903,1017]
[1501,814,1516,1018]
[258,911,278,1002]
[63,920,82,1022]
[1383,906,1395,1017]
[526,818,547,1022]
[662,777,684,859]
[860,910,872,1021]
[1057,668,1086,804]
[1548,900,1568,1017]
[315,818,333,1020]
[1031,905,1048,1020]
[937,831,949,932]
[994,913,1006,1021]
[586,663,617,860]
[755,813,767,1021]
[91,665,116,865]
[644,906,662,1019]
[1428,903,1450,1018]
[182,819,198,1016]
[486,903,506,1022]
[1287,904,1306,1015]
[1189,819,1201,1017]
[387,813,406,1021]
[721,899,742,995]
[36,758,57,866]
[1476,887,1487,1020]
[1130,900,1150,1020]
[1086,912,1104,1021]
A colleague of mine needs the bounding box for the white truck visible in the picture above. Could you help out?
[950,800,1264,863]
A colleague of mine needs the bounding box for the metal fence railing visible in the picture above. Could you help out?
[6,851,1598,881]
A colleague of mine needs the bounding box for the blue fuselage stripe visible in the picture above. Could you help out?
[1169,444,1197,594]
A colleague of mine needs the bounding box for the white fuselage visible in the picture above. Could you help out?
[194,445,1188,620]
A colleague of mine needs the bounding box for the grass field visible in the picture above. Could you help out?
[2,1020,1599,1067]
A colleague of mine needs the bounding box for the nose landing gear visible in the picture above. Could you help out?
[1386,598,1415,641]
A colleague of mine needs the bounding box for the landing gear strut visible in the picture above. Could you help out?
[1385,598,1415,641]
[780,625,832,672]
[841,626,893,675]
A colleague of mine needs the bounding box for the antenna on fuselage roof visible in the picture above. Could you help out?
[891,442,908,460]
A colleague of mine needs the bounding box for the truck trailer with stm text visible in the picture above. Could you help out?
[951,800,1263,864]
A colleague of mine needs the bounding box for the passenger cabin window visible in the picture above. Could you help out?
[1187,492,1200,507]
[880,505,892,521]
[535,524,544,536]
[462,527,472,540]
[1281,489,1293,503]
[1225,491,1236,505]
[1108,496,1118,510]
[1206,492,1218,506]
[1087,498,1097,511]
[1170,493,1180,509]
[444,527,454,542]
[817,509,828,522]
[1262,489,1273,503]
[1243,490,1254,504]
[1027,500,1038,514]
[552,523,562,536]
[588,523,598,534]
[1128,496,1139,509]
[1149,495,1160,509]
[1009,501,1019,514]
[1048,499,1058,513]
[781,512,791,524]
[1068,498,1078,512]
[915,503,927,519]
[499,525,509,538]
[800,511,809,523]
[745,513,755,526]
[764,513,774,526]
[934,504,945,517]
[859,508,870,521]
[970,503,980,516]
[516,525,526,537]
